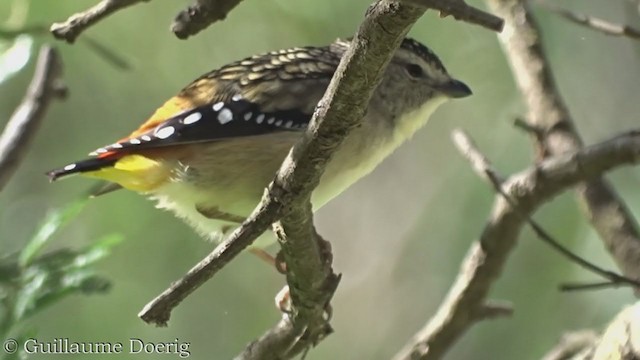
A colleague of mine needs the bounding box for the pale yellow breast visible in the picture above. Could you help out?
[150,98,448,243]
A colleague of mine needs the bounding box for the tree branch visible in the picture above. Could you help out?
[0,46,66,192]
[538,1,640,41]
[393,129,640,360]
[172,0,245,39]
[402,0,504,31]
[50,0,149,43]
[486,0,640,287]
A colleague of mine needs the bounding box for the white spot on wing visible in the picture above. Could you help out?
[232,94,242,101]
[212,102,224,111]
[96,148,108,154]
[244,112,252,121]
[275,119,283,126]
[183,112,202,125]
[285,121,293,128]
[256,114,265,124]
[217,108,233,124]
[155,126,175,139]
[267,117,275,124]
[64,164,76,171]
[130,138,141,144]
[112,143,123,148]
[141,135,151,141]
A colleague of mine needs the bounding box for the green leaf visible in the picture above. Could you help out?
[12,271,45,321]
[19,200,87,268]
[27,273,111,319]
[14,233,121,320]
[70,234,123,269]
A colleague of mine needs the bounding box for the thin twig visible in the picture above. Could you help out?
[0,25,131,70]
[454,129,640,289]
[487,0,640,289]
[538,1,640,40]
[0,46,66,192]
[392,129,640,360]
[560,281,623,292]
[50,0,149,43]
[402,0,504,31]
[0,25,48,39]
[172,0,245,39]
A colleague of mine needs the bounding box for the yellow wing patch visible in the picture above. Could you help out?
[125,78,225,140]
[84,154,169,192]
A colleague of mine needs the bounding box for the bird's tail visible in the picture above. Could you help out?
[47,154,169,192]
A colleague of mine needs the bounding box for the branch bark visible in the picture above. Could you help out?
[486,0,640,283]
[50,0,246,42]
[0,46,65,192]
[393,130,640,360]
[403,0,504,31]
[172,0,245,39]
[538,1,640,41]
[50,0,149,43]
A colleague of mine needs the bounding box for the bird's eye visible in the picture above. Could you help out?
[405,64,424,78]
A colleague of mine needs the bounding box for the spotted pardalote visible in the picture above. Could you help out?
[47,38,471,243]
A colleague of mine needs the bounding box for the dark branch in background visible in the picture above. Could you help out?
[0,25,48,38]
[0,46,66,192]
[538,1,640,41]
[0,24,130,70]
[50,0,149,43]
[172,0,245,39]
[393,129,640,360]
[487,0,640,285]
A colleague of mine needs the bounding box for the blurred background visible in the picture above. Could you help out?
[1,0,639,358]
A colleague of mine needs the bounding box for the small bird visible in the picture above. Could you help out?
[47,38,471,245]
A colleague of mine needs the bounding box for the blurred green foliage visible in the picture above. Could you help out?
[0,199,119,359]
[0,0,639,359]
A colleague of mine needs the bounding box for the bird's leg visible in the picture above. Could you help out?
[195,204,246,223]
[195,204,285,271]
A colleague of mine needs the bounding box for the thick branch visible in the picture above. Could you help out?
[50,0,148,43]
[486,0,640,285]
[393,130,640,360]
[172,0,244,39]
[0,46,65,192]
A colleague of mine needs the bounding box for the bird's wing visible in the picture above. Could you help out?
[47,45,341,182]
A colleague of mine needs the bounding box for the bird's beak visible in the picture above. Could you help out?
[436,79,472,98]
